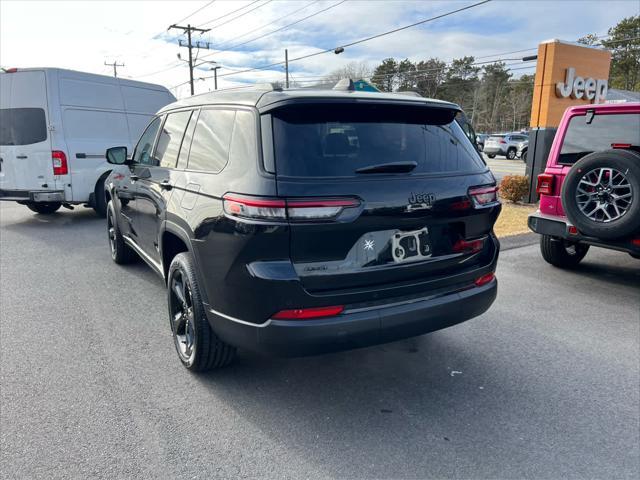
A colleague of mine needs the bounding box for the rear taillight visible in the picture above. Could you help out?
[453,238,485,254]
[52,151,68,175]
[631,238,640,247]
[474,272,495,287]
[468,185,499,207]
[272,305,344,320]
[223,194,359,222]
[499,139,506,144]
[536,173,554,195]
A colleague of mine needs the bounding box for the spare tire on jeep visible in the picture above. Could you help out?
[561,149,640,240]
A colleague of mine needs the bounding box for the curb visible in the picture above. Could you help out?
[499,232,538,251]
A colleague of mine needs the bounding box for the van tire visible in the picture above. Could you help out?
[27,202,61,215]
[107,201,137,264]
[93,175,108,217]
[540,235,589,268]
[168,252,237,372]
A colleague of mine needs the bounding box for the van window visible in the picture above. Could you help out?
[0,108,47,145]
[133,117,162,165]
[559,113,640,165]
[155,111,192,168]
[187,109,236,172]
[272,104,484,177]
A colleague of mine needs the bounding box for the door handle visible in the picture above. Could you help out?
[16,155,28,159]
[159,180,173,191]
[130,174,139,181]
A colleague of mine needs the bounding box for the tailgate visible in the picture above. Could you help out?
[270,102,500,295]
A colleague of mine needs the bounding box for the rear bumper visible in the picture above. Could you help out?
[0,189,65,202]
[483,146,504,155]
[206,279,497,357]
[528,212,640,255]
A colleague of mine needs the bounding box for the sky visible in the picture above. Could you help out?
[1,0,638,98]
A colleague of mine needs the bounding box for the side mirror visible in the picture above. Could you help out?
[106,146,128,165]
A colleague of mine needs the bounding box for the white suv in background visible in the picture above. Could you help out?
[0,68,174,215]
[483,133,529,160]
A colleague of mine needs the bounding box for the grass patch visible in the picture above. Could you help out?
[494,202,537,238]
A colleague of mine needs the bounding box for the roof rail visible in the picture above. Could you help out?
[392,91,422,98]
[333,78,355,91]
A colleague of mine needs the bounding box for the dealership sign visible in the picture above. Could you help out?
[556,67,608,104]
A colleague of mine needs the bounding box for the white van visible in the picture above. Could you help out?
[0,68,175,215]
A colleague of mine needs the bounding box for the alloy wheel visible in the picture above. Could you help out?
[576,167,633,223]
[169,269,196,363]
[107,212,117,259]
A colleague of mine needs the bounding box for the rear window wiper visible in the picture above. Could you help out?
[355,161,417,174]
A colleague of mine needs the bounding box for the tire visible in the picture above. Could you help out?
[487,153,496,159]
[107,201,137,264]
[93,175,108,217]
[561,149,640,239]
[521,150,528,163]
[507,148,517,160]
[27,202,61,214]
[540,235,589,269]
[167,252,236,372]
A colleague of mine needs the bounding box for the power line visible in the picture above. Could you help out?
[198,0,272,29]
[212,0,321,51]
[174,0,217,26]
[205,0,493,80]
[197,0,346,62]
[196,0,261,27]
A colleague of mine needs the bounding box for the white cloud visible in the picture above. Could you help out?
[1,0,637,98]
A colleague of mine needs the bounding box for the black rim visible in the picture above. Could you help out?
[169,269,196,363]
[107,212,116,259]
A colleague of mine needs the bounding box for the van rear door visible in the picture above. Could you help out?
[0,71,55,192]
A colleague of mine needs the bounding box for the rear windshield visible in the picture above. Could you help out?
[0,108,47,146]
[272,104,484,177]
[559,112,640,165]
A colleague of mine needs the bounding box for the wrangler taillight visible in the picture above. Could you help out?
[52,151,68,175]
[223,194,359,222]
[536,173,554,195]
[468,185,499,207]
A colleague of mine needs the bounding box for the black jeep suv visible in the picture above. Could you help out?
[104,84,501,371]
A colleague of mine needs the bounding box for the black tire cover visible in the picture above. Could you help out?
[561,149,640,240]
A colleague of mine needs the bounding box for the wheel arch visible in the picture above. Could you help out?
[160,221,194,281]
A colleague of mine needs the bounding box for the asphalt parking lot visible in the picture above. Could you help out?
[1,201,638,479]
[484,154,526,182]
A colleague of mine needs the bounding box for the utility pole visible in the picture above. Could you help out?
[104,61,125,78]
[285,49,289,88]
[168,23,211,95]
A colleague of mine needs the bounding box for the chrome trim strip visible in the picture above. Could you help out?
[208,306,272,328]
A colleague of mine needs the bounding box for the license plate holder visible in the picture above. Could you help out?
[391,227,432,263]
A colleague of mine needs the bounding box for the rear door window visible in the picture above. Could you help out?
[0,108,47,145]
[187,109,236,172]
[559,113,640,165]
[155,110,193,168]
[272,104,484,177]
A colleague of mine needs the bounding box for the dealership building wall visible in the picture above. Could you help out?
[525,40,612,202]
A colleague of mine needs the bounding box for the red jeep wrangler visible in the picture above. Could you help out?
[528,103,640,267]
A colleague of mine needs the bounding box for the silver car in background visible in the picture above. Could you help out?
[484,133,528,160]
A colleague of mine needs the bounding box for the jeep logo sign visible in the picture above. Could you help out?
[555,67,608,104]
